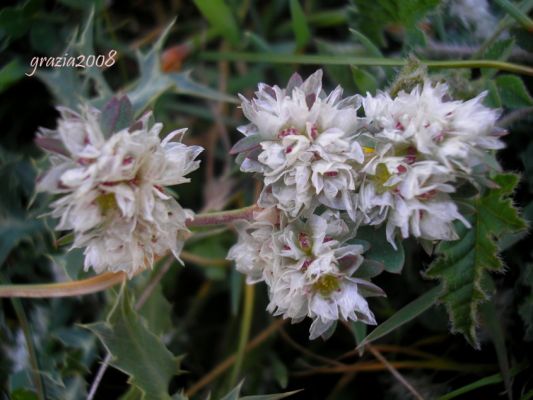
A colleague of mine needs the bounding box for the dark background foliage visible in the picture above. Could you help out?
[1,0,532,399]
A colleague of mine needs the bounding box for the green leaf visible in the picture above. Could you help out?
[290,0,311,50]
[84,286,184,400]
[349,28,383,57]
[350,0,439,45]
[481,38,515,78]
[356,225,405,273]
[194,0,240,46]
[495,74,533,109]
[127,20,237,115]
[137,280,173,337]
[479,301,511,397]
[358,284,442,348]
[437,364,527,400]
[0,217,45,267]
[426,173,527,348]
[484,79,502,108]
[351,66,378,94]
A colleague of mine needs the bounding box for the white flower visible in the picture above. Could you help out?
[36,105,203,276]
[228,210,384,340]
[361,81,503,174]
[359,157,470,246]
[226,207,279,284]
[237,70,364,219]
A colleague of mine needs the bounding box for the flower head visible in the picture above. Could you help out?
[235,70,364,219]
[228,209,384,339]
[36,102,203,276]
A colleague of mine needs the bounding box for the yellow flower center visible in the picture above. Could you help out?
[313,274,340,297]
[96,192,118,214]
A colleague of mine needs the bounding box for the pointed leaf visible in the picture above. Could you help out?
[358,284,443,348]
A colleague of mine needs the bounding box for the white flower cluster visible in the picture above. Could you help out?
[228,208,383,339]
[229,70,503,339]
[36,105,202,276]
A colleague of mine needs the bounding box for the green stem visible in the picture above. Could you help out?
[229,283,255,387]
[199,51,533,76]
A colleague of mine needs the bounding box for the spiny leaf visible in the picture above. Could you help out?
[84,287,184,400]
[127,20,237,116]
[426,173,527,348]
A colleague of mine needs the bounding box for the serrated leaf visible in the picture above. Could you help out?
[100,96,134,137]
[290,0,311,50]
[426,173,527,348]
[84,287,183,400]
[194,0,240,46]
[356,225,405,273]
[357,284,442,349]
[495,74,533,109]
